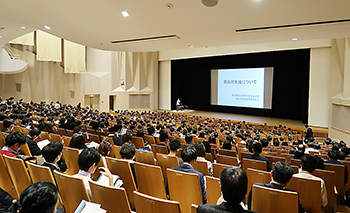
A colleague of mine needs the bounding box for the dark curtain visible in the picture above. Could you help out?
[171,49,310,123]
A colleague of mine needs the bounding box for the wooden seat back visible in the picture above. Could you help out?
[206,176,221,204]
[167,168,203,213]
[4,155,32,197]
[216,154,238,166]
[246,168,270,197]
[312,169,336,213]
[62,147,80,175]
[0,156,16,198]
[105,157,137,209]
[212,163,232,178]
[134,162,167,199]
[156,153,179,179]
[144,135,156,145]
[89,180,133,213]
[135,149,156,165]
[20,143,32,156]
[242,158,267,172]
[324,163,345,201]
[151,144,169,156]
[251,185,298,213]
[109,145,122,159]
[54,170,90,213]
[218,149,237,157]
[133,191,181,213]
[132,137,144,149]
[193,160,209,176]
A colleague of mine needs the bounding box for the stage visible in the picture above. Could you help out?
[168,109,327,131]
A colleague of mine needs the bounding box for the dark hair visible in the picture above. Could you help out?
[272,161,293,184]
[203,141,211,153]
[42,142,63,163]
[220,167,247,205]
[29,127,41,137]
[222,140,232,150]
[5,131,26,147]
[185,134,193,143]
[73,125,82,133]
[181,146,197,163]
[159,132,168,142]
[194,142,205,157]
[300,155,317,173]
[328,150,340,160]
[314,155,325,170]
[11,181,58,213]
[21,118,29,125]
[98,139,112,156]
[169,140,181,152]
[3,118,14,128]
[294,150,304,159]
[69,134,86,149]
[260,138,269,148]
[121,133,132,143]
[273,138,280,146]
[252,142,262,153]
[78,148,100,172]
[147,126,155,135]
[120,143,136,159]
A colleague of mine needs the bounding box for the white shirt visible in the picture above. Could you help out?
[72,170,92,200]
[196,157,213,176]
[293,170,328,207]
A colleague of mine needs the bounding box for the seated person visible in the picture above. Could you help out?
[121,133,132,144]
[293,155,327,207]
[108,127,122,146]
[247,161,304,213]
[69,134,87,150]
[0,131,27,159]
[165,145,207,204]
[243,142,271,172]
[185,134,194,145]
[42,142,64,175]
[26,127,41,156]
[11,181,59,213]
[0,186,14,213]
[168,140,183,165]
[72,148,113,199]
[120,142,137,188]
[325,150,348,184]
[1,119,14,133]
[198,167,255,213]
[194,142,213,176]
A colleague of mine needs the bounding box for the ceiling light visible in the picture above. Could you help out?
[188,45,195,48]
[0,35,2,38]
[20,26,26,29]
[291,37,299,41]
[44,25,51,30]
[121,11,129,17]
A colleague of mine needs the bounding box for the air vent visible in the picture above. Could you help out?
[236,18,350,33]
[111,35,178,44]
[129,94,150,108]
[70,90,75,99]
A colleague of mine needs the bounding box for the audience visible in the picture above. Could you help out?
[194,142,213,176]
[42,142,64,175]
[325,150,348,184]
[0,131,27,159]
[243,141,271,172]
[168,140,183,165]
[26,127,41,156]
[120,142,137,187]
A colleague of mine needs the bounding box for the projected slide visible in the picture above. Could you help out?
[211,68,273,109]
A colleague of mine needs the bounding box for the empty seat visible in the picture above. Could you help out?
[133,191,181,213]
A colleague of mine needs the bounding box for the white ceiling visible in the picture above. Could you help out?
[1,0,350,52]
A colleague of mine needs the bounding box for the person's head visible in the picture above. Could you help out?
[73,125,82,134]
[185,134,193,144]
[159,132,168,142]
[29,127,41,138]
[98,139,112,156]
[120,142,136,159]
[169,140,181,152]
[252,141,262,154]
[181,145,197,163]
[3,118,14,129]
[273,138,280,146]
[272,161,293,185]
[220,167,248,205]
[194,142,205,157]
[78,148,100,172]
[42,142,63,163]
[222,140,232,150]
[314,155,325,170]
[121,133,132,143]
[69,134,86,149]
[327,150,340,160]
[11,181,58,213]
[5,131,27,151]
[21,117,29,126]
[300,155,317,173]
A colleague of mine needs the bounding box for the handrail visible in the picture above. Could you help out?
[3,46,20,60]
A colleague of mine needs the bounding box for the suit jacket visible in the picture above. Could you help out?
[247,182,304,213]
[26,136,41,156]
[244,153,272,172]
[0,129,11,134]
[165,163,207,204]
[324,159,348,184]
[0,187,13,213]
[42,162,61,177]
[198,202,256,213]
[108,135,122,146]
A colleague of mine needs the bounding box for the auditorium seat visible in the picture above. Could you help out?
[246,168,270,198]
[132,136,145,149]
[62,147,80,175]
[206,176,221,204]
[218,149,237,157]
[212,162,232,178]
[242,158,267,172]
[324,163,345,201]
[133,191,181,213]
[19,143,32,156]
[144,135,156,145]
[156,153,179,179]
[312,169,336,213]
[135,149,156,165]
[215,154,238,167]
[193,160,209,176]
[0,155,16,198]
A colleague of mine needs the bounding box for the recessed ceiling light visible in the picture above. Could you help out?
[121,11,129,17]
[44,25,51,30]
[188,45,195,48]
[20,26,26,29]
[0,35,2,38]
[291,37,299,41]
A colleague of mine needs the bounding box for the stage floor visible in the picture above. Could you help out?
[169,109,315,130]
